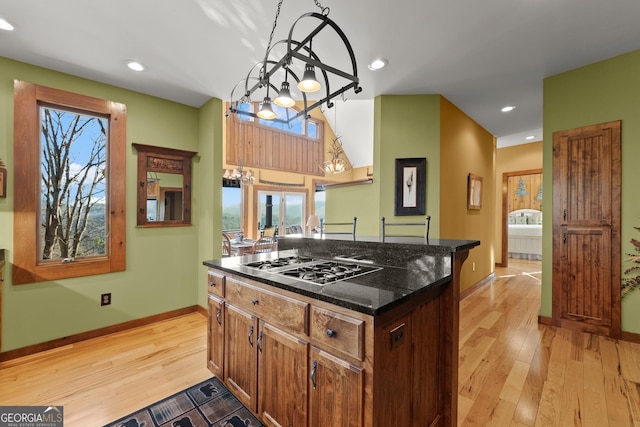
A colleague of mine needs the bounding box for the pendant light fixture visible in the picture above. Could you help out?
[226,0,362,124]
[258,96,276,119]
[321,102,351,174]
[298,40,321,93]
[273,70,296,107]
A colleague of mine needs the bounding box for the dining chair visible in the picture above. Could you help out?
[261,226,277,238]
[222,233,233,257]
[251,237,276,254]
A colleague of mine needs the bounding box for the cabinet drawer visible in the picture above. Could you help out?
[226,278,308,335]
[207,271,225,297]
[310,306,364,360]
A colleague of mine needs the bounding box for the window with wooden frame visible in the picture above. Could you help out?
[13,81,126,284]
[226,104,325,177]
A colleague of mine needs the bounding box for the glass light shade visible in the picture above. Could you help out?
[273,81,295,107]
[298,64,321,93]
[306,214,320,229]
[257,97,276,119]
[323,158,346,174]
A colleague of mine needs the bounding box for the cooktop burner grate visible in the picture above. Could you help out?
[244,256,315,270]
[244,257,382,285]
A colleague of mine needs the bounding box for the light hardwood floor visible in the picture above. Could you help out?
[1,260,639,426]
[0,313,212,426]
[459,259,640,427]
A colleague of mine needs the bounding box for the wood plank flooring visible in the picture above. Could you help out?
[0,313,212,426]
[459,259,640,427]
[0,259,639,426]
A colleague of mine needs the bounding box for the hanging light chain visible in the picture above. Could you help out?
[262,0,284,83]
[313,0,329,15]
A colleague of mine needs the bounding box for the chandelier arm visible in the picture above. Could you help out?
[261,38,330,113]
[228,77,260,114]
[243,61,273,96]
[229,7,361,123]
[286,12,360,89]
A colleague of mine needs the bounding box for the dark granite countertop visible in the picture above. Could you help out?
[203,237,479,316]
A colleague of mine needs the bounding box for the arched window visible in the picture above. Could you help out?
[237,103,319,139]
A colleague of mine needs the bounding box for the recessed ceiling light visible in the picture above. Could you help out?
[501,105,516,113]
[525,135,536,140]
[125,61,145,72]
[368,58,388,71]
[0,18,15,31]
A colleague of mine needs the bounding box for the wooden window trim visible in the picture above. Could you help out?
[12,81,126,285]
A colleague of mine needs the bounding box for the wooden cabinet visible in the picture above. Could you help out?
[207,295,224,378]
[207,269,453,427]
[219,277,310,426]
[224,303,258,411]
[308,346,363,427]
[258,321,308,426]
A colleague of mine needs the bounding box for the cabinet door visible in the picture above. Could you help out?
[309,346,363,427]
[207,295,224,378]
[258,321,308,427]
[225,303,258,412]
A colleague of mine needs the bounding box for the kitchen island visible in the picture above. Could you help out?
[203,236,479,427]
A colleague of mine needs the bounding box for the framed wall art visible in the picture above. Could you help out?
[0,159,6,198]
[395,157,426,216]
[467,173,483,210]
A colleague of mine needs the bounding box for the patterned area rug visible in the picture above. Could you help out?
[103,377,264,427]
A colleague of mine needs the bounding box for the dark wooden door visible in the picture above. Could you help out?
[224,304,258,411]
[257,321,308,427]
[552,120,621,338]
[207,295,224,378]
[308,346,363,427]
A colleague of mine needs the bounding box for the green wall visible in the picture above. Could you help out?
[324,95,441,237]
[377,95,441,235]
[197,98,223,308]
[542,49,640,333]
[0,57,219,351]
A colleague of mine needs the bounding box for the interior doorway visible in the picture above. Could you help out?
[501,168,543,268]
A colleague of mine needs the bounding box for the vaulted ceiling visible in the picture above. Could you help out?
[2,0,640,167]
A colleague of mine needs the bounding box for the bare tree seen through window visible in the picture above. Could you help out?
[40,106,108,261]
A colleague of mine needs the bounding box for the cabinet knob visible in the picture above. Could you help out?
[326,329,336,338]
[252,298,259,305]
[209,281,215,287]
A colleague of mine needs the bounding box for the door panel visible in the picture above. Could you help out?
[308,346,363,427]
[208,295,224,378]
[560,228,611,325]
[552,120,621,338]
[224,304,258,411]
[258,321,308,427]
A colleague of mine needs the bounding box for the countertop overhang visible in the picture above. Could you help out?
[204,237,479,316]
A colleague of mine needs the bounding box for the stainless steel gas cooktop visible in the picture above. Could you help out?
[243,256,382,285]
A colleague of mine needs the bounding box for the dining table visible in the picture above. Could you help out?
[230,238,256,256]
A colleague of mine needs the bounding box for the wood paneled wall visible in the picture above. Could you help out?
[226,115,324,176]
[508,173,543,211]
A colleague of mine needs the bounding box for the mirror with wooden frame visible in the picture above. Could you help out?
[132,143,197,227]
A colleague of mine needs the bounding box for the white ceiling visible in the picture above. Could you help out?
[2,0,640,167]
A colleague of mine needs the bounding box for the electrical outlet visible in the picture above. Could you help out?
[389,323,406,350]
[101,293,111,306]
[472,262,476,271]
